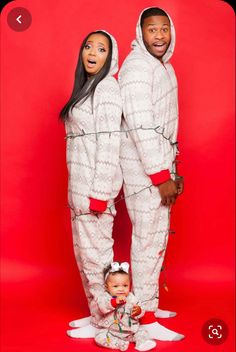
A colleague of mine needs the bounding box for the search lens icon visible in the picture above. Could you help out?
[202,318,228,345]
[212,328,219,335]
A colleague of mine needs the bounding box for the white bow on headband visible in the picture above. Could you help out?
[110,262,129,274]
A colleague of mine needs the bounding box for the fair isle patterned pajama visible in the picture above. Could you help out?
[124,187,170,311]
[65,32,123,326]
[118,9,179,312]
[95,292,150,350]
[71,213,115,325]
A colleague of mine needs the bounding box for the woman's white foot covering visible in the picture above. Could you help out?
[68,316,91,328]
[67,324,97,338]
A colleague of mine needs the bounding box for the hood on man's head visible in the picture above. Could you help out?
[96,30,119,76]
[132,7,176,63]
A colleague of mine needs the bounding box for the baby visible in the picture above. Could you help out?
[95,262,156,351]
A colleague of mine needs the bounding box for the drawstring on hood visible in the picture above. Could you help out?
[131,7,176,63]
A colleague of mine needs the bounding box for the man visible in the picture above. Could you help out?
[118,7,184,341]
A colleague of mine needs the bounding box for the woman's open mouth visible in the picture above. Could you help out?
[87,59,96,68]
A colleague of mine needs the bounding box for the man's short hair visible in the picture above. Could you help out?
[141,7,169,27]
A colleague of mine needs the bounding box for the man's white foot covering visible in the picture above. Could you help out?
[155,308,177,318]
[141,322,184,341]
[67,324,97,338]
[69,316,91,328]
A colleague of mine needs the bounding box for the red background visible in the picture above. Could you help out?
[1,0,235,351]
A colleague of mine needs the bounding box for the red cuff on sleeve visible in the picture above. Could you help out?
[149,169,170,186]
[89,198,107,212]
[111,298,118,308]
[139,312,157,325]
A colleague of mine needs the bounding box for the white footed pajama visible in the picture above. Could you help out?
[66,32,123,327]
[119,8,179,314]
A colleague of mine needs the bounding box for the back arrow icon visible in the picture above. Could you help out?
[16,15,22,24]
[7,8,32,32]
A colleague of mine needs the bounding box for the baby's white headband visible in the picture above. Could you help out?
[105,262,130,280]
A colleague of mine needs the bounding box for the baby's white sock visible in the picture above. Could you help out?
[141,322,184,341]
[69,316,91,328]
[155,308,176,318]
[67,324,97,338]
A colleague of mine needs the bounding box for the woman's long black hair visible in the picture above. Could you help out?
[60,31,113,121]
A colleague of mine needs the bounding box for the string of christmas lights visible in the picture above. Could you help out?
[66,124,183,305]
[65,124,179,147]
[101,293,159,345]
[68,172,183,219]
[66,122,182,219]
[68,184,154,219]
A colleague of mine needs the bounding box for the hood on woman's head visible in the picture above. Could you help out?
[96,30,119,76]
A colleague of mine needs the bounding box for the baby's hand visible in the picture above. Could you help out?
[131,305,142,317]
[116,295,126,305]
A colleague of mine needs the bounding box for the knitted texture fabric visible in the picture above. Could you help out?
[95,292,150,349]
[97,292,145,330]
[118,8,179,311]
[72,212,115,325]
[119,8,178,189]
[66,32,123,215]
[65,31,122,326]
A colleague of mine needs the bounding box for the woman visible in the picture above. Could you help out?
[60,30,123,338]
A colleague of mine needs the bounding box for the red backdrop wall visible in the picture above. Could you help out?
[1,1,235,351]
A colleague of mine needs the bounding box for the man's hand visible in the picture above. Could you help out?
[175,176,184,195]
[158,179,178,206]
[131,305,142,317]
[116,295,126,305]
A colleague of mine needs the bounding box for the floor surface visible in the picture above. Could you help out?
[1,270,234,352]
